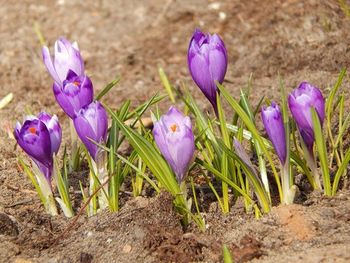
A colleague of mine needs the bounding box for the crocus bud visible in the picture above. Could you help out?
[73,101,108,161]
[152,107,195,183]
[288,82,325,151]
[42,37,85,86]
[188,29,228,112]
[261,102,286,164]
[53,70,93,118]
[14,112,62,181]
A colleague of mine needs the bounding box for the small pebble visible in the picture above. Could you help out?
[122,244,132,253]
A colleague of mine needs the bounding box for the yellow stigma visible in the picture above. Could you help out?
[170,124,178,132]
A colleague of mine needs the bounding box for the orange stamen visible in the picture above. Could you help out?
[170,124,178,132]
[28,127,36,134]
[73,81,80,86]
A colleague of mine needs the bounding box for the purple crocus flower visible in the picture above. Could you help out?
[261,102,286,164]
[152,107,195,183]
[288,82,325,151]
[188,29,228,112]
[73,101,108,161]
[53,70,93,118]
[42,37,85,86]
[14,113,62,181]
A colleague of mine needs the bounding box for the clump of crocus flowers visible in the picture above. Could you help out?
[13,29,349,224]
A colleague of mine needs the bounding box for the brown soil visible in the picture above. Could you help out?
[1,0,350,262]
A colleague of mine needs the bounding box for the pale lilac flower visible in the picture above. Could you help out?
[153,107,195,183]
[42,37,85,86]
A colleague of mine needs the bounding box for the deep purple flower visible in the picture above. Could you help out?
[42,37,85,86]
[288,82,325,151]
[14,113,62,181]
[188,29,228,112]
[53,70,93,118]
[38,112,62,154]
[153,107,195,183]
[73,101,108,161]
[261,102,286,164]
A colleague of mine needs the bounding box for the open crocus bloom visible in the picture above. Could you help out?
[42,37,85,86]
[53,70,93,118]
[188,29,228,112]
[73,101,108,161]
[153,107,195,183]
[14,113,62,182]
[288,82,325,151]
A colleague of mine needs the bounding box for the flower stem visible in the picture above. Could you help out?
[70,120,80,171]
[281,162,296,205]
[304,149,322,190]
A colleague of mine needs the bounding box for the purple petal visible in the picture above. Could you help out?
[54,75,94,118]
[15,118,52,167]
[288,81,325,149]
[42,46,61,85]
[261,102,286,164]
[74,101,108,160]
[38,112,62,154]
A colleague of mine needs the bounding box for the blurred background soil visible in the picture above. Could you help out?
[1,0,350,262]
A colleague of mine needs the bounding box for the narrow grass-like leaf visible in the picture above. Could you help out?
[18,158,45,205]
[0,93,13,109]
[159,67,175,103]
[223,245,234,263]
[95,77,121,101]
[217,82,282,201]
[326,68,346,151]
[332,148,350,195]
[105,105,186,213]
[239,89,270,198]
[311,108,331,196]
[217,94,231,213]
[290,151,316,189]
[217,140,270,213]
[53,157,74,217]
[196,157,267,213]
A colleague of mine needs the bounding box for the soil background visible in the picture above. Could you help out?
[1,0,350,262]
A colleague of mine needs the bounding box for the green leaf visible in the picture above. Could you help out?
[95,77,121,101]
[332,147,350,195]
[223,245,234,263]
[105,105,185,206]
[159,67,175,103]
[217,94,232,213]
[311,108,331,196]
[217,140,270,213]
[217,82,282,202]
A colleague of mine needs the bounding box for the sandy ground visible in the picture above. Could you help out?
[1,0,350,262]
